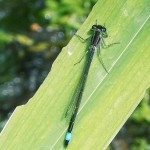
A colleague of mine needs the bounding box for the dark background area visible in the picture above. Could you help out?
[0,0,149,149]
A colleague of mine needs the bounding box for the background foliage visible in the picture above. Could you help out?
[0,0,149,149]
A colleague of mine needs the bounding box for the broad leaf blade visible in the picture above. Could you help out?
[0,0,150,150]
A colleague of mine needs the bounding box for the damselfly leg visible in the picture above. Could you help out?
[75,34,90,43]
[101,37,120,49]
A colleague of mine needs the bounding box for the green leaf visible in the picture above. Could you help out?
[0,0,150,149]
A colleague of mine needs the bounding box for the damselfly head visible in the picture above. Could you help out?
[91,25,106,32]
[91,24,108,37]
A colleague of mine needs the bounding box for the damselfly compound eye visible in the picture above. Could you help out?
[101,27,106,32]
[92,25,97,29]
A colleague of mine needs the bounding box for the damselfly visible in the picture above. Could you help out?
[64,21,118,147]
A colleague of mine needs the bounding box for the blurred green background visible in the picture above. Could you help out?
[0,0,149,149]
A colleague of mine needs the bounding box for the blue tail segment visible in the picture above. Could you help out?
[66,132,72,141]
[64,132,72,147]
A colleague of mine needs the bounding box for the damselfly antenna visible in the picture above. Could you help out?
[96,19,98,25]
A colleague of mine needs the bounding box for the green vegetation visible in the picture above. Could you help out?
[0,0,150,149]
